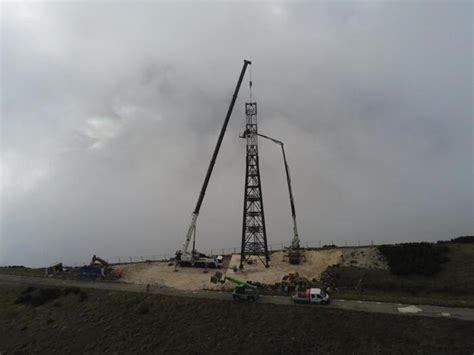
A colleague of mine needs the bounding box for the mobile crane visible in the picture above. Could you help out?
[175,60,252,268]
[210,271,259,301]
[240,130,303,264]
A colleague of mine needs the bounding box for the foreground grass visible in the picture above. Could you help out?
[332,289,474,308]
[1,284,473,353]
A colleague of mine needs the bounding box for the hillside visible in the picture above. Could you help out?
[323,243,474,307]
[1,285,473,353]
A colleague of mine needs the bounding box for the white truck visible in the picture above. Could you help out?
[292,287,330,305]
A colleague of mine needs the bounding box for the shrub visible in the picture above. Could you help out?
[321,266,428,294]
[31,288,62,306]
[78,290,88,302]
[21,286,37,294]
[451,236,474,244]
[15,287,64,307]
[138,303,150,315]
[15,293,32,304]
[378,243,449,276]
[64,287,81,295]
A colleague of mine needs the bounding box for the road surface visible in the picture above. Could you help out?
[1,273,473,321]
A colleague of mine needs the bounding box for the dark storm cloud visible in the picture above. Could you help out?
[1,1,472,266]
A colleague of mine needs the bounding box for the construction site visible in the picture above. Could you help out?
[116,246,381,291]
[2,60,474,353]
[2,1,473,352]
[5,60,470,308]
[38,61,388,297]
[64,60,323,295]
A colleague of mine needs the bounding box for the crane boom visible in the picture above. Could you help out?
[247,132,300,249]
[223,275,258,290]
[180,60,251,258]
[280,142,300,249]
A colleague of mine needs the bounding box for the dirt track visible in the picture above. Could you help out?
[1,283,473,354]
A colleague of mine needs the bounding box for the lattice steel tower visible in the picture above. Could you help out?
[240,102,270,268]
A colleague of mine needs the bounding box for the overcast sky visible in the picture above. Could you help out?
[1,1,472,267]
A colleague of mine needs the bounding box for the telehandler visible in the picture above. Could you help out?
[210,271,259,301]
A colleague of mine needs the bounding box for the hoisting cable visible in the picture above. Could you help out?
[249,64,253,103]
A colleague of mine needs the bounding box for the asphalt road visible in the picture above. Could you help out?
[1,273,473,321]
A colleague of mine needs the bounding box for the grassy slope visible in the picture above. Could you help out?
[1,285,473,353]
[331,243,474,307]
[0,267,45,277]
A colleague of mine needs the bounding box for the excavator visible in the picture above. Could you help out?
[175,60,252,268]
[211,271,259,301]
[81,254,122,279]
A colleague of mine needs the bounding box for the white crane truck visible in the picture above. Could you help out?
[175,60,252,268]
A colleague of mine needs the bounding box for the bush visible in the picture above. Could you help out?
[15,293,32,304]
[321,266,432,294]
[64,287,81,295]
[378,243,449,276]
[16,288,62,307]
[138,303,150,315]
[21,286,37,294]
[78,290,88,302]
[31,288,62,306]
[451,236,474,244]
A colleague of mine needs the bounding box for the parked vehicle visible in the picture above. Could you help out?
[292,287,330,305]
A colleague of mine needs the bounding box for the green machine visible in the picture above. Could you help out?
[210,271,259,301]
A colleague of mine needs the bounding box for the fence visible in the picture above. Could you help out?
[71,239,375,267]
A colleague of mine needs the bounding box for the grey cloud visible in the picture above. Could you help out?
[1,1,472,266]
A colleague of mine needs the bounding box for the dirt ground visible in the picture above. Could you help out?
[1,285,473,353]
[119,249,343,290]
[227,249,342,285]
[119,248,388,290]
[0,247,392,293]
[119,262,220,291]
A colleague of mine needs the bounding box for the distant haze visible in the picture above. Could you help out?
[1,1,472,267]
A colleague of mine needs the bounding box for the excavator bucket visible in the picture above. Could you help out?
[210,271,223,284]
